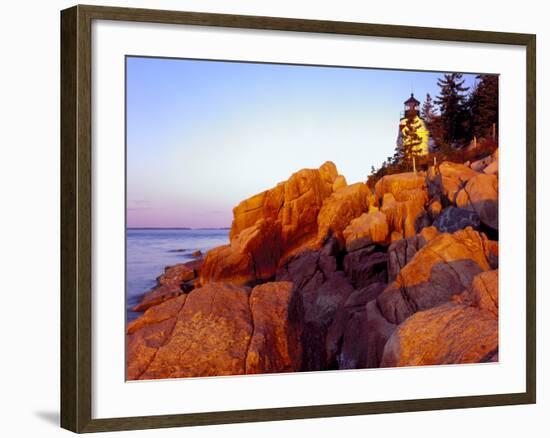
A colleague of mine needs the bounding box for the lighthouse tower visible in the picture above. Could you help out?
[396,93,431,156]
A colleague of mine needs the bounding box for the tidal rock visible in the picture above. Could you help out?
[380,303,498,367]
[133,261,200,312]
[483,160,498,175]
[343,211,389,251]
[157,263,195,285]
[433,206,481,233]
[343,248,388,289]
[387,226,439,283]
[377,227,492,324]
[316,182,371,245]
[470,155,494,172]
[427,196,443,220]
[456,173,499,230]
[245,281,303,374]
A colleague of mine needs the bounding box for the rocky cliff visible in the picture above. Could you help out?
[128,153,499,379]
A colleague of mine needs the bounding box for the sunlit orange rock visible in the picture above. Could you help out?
[245,281,302,374]
[127,294,188,380]
[380,190,429,238]
[200,218,281,286]
[374,172,427,203]
[377,227,491,324]
[380,302,498,367]
[133,260,201,312]
[454,269,498,317]
[429,162,479,204]
[332,174,348,191]
[134,283,253,379]
[456,173,499,230]
[387,226,439,283]
[343,211,389,251]
[316,182,371,245]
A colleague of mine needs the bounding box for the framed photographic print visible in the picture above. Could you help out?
[60,4,536,433]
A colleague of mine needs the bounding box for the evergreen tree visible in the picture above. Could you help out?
[421,93,436,124]
[400,114,423,169]
[435,73,470,146]
[469,74,498,139]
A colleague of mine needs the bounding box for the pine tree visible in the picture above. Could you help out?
[421,93,436,124]
[435,73,470,146]
[400,114,423,169]
[469,74,498,139]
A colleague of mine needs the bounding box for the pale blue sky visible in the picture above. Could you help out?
[126,57,477,228]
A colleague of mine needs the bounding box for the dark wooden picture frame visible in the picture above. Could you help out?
[61,4,536,433]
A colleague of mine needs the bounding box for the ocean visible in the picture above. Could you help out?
[126,228,229,322]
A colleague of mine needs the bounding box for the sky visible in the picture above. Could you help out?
[126,57,478,228]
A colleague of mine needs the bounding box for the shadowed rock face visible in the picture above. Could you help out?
[380,302,498,367]
[377,227,492,324]
[325,282,387,369]
[276,243,354,371]
[433,206,481,233]
[344,248,388,289]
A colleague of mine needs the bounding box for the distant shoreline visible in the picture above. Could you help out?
[127,227,231,230]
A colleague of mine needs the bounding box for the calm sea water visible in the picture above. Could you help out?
[126,228,229,322]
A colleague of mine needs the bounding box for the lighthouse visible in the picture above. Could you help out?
[396,93,431,156]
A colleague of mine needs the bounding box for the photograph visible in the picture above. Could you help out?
[125,57,499,380]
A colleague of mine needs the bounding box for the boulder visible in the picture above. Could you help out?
[483,160,498,175]
[453,269,498,317]
[429,162,479,203]
[381,190,429,238]
[200,218,281,286]
[202,162,345,285]
[433,206,481,233]
[157,263,195,285]
[245,281,303,374]
[133,260,201,312]
[456,173,499,230]
[332,174,348,191]
[374,172,427,203]
[387,226,439,283]
[482,236,499,269]
[343,211,389,251]
[132,283,184,313]
[316,182,371,245]
[380,303,498,367]
[325,282,386,369]
[427,197,443,220]
[343,248,388,289]
[377,227,492,324]
[130,283,253,379]
[470,155,494,172]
